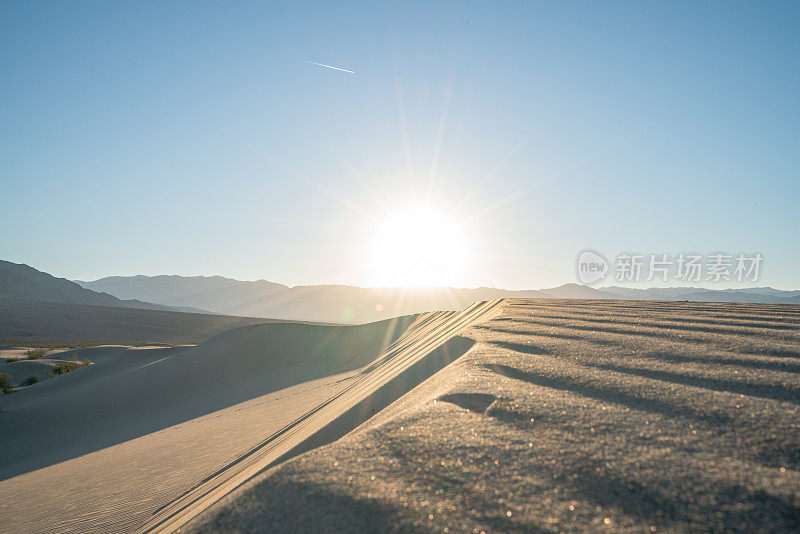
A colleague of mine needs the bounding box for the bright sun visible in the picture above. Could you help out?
[365,202,472,287]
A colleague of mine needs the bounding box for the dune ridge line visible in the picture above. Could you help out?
[136,299,504,534]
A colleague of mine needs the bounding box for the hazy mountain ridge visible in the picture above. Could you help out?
[3,261,798,326]
[77,275,288,315]
[601,285,800,304]
[0,261,182,312]
[77,273,800,323]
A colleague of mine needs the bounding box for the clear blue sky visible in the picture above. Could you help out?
[2,1,798,289]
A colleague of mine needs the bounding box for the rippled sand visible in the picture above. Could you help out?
[192,299,800,533]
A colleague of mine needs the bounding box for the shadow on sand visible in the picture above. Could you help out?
[482,362,732,424]
[0,316,417,481]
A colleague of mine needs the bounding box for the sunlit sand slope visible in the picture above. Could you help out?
[191,299,800,533]
[138,299,502,533]
[0,302,500,534]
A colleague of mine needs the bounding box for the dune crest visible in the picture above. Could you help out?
[0,301,501,534]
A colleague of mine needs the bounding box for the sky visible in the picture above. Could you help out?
[1,1,798,289]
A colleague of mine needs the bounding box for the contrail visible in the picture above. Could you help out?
[304,60,355,74]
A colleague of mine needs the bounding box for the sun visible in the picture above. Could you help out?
[365,202,472,287]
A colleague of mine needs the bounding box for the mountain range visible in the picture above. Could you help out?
[76,274,287,315]
[78,268,800,323]
[0,261,185,312]
[2,260,798,327]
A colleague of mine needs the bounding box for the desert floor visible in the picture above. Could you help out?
[0,308,482,533]
[2,299,799,533]
[190,299,800,533]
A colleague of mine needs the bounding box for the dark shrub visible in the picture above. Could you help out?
[52,361,84,375]
[0,373,12,394]
[22,376,39,386]
[25,348,48,360]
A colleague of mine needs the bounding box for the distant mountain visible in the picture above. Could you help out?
[77,275,288,315]
[600,285,800,304]
[719,287,800,297]
[72,269,800,324]
[0,261,179,312]
[75,277,543,323]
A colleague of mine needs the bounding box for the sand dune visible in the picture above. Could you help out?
[3,299,798,533]
[0,303,499,533]
[190,299,800,533]
[0,358,78,385]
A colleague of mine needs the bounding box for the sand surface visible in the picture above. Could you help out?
[0,345,169,386]
[190,299,800,533]
[4,299,798,533]
[0,346,74,362]
[0,306,497,533]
